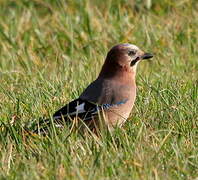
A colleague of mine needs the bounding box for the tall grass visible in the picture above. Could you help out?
[0,0,197,179]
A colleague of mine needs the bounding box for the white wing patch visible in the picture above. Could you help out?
[75,103,85,113]
[53,102,86,119]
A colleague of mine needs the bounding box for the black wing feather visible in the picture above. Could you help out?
[33,98,99,134]
[53,98,98,121]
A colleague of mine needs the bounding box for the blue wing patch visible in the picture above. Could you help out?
[97,99,128,111]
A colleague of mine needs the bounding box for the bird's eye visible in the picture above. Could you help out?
[128,50,136,56]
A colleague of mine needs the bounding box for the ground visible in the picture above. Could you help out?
[0,0,198,179]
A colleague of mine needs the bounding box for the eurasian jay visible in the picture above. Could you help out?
[36,43,153,133]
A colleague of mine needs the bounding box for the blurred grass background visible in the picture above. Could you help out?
[0,0,197,179]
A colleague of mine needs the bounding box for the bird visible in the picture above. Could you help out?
[35,43,153,134]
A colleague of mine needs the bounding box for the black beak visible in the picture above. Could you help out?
[141,53,153,60]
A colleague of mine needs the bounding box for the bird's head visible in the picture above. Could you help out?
[103,43,153,75]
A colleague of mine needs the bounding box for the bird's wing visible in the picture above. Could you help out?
[53,97,128,119]
[53,98,99,121]
[33,98,128,134]
[33,98,99,134]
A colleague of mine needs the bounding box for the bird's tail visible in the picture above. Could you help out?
[31,117,64,135]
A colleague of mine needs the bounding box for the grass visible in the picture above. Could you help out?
[0,0,198,179]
